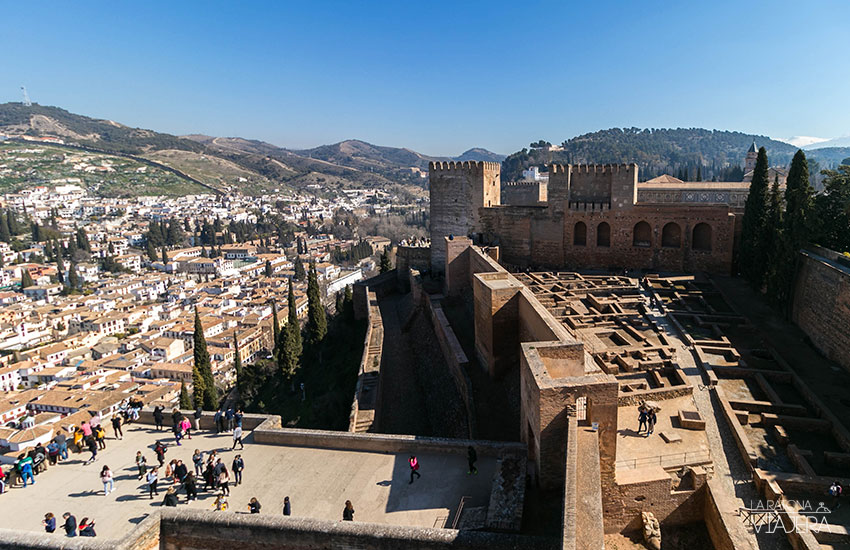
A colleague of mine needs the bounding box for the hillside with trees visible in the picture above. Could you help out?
[502,128,841,182]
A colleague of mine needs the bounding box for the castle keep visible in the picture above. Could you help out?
[429,161,736,274]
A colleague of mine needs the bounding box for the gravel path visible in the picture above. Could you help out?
[640,286,791,550]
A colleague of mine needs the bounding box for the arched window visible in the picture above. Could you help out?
[661,222,681,248]
[597,222,611,247]
[633,221,651,247]
[693,223,712,251]
[573,222,587,246]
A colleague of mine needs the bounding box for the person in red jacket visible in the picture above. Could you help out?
[408,455,421,484]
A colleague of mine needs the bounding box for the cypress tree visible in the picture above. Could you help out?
[179,380,192,409]
[68,263,80,290]
[774,150,815,313]
[0,211,8,243]
[21,269,34,289]
[193,308,217,410]
[161,247,168,264]
[191,363,206,409]
[306,262,327,348]
[294,257,306,281]
[740,147,770,288]
[763,176,784,304]
[147,241,158,262]
[67,236,78,260]
[56,248,66,285]
[814,166,850,252]
[272,301,281,354]
[287,278,302,355]
[278,279,301,380]
[343,284,354,321]
[233,333,243,396]
[379,250,392,273]
[265,259,273,277]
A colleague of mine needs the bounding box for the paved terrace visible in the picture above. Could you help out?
[0,422,499,540]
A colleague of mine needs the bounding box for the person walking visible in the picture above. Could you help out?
[153,406,164,431]
[232,455,244,486]
[43,513,56,533]
[62,513,77,537]
[283,496,291,516]
[192,449,204,476]
[181,417,192,440]
[193,407,202,432]
[136,452,148,480]
[232,426,244,450]
[647,409,657,436]
[249,497,262,514]
[467,446,478,475]
[162,487,179,507]
[154,440,167,467]
[637,405,649,434]
[184,472,198,501]
[218,466,230,496]
[408,455,421,484]
[95,425,107,450]
[146,467,159,499]
[111,415,123,440]
[342,500,355,521]
[829,481,843,510]
[100,465,114,496]
[173,422,183,446]
[84,436,98,465]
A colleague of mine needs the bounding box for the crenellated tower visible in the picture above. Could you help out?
[428,160,501,271]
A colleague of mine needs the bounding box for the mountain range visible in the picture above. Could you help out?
[1,102,847,197]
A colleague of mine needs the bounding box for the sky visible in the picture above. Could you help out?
[2,0,849,156]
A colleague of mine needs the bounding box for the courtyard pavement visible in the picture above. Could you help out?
[0,423,497,539]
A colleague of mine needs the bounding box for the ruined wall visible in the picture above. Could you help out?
[396,245,431,291]
[429,161,500,272]
[792,247,850,373]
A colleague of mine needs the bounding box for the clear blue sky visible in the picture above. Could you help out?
[3,0,848,156]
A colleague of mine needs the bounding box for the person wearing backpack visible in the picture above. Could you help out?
[830,481,843,510]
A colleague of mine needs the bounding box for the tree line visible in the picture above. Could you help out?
[739,148,850,315]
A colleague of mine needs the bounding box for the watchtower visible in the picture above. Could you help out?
[428,161,501,272]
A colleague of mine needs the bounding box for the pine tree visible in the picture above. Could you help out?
[774,150,815,313]
[272,301,281,354]
[193,308,217,410]
[191,363,206,409]
[179,380,192,409]
[306,263,327,348]
[740,147,770,289]
[21,269,34,289]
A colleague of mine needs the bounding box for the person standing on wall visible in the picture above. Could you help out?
[283,496,291,516]
[153,406,164,431]
[408,455,421,484]
[342,500,355,521]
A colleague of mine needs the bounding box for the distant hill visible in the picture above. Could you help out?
[453,148,505,162]
[502,128,803,181]
[805,136,850,150]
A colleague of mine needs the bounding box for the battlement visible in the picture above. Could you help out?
[503,180,542,187]
[429,160,501,173]
[549,163,638,174]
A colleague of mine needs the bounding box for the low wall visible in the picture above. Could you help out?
[349,290,383,433]
[703,478,756,550]
[158,509,553,550]
[561,418,578,550]
[792,247,850,373]
[618,385,693,406]
[426,294,476,438]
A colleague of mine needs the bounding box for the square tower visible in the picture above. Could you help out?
[429,161,500,272]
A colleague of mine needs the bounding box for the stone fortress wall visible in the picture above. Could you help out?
[431,161,737,275]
